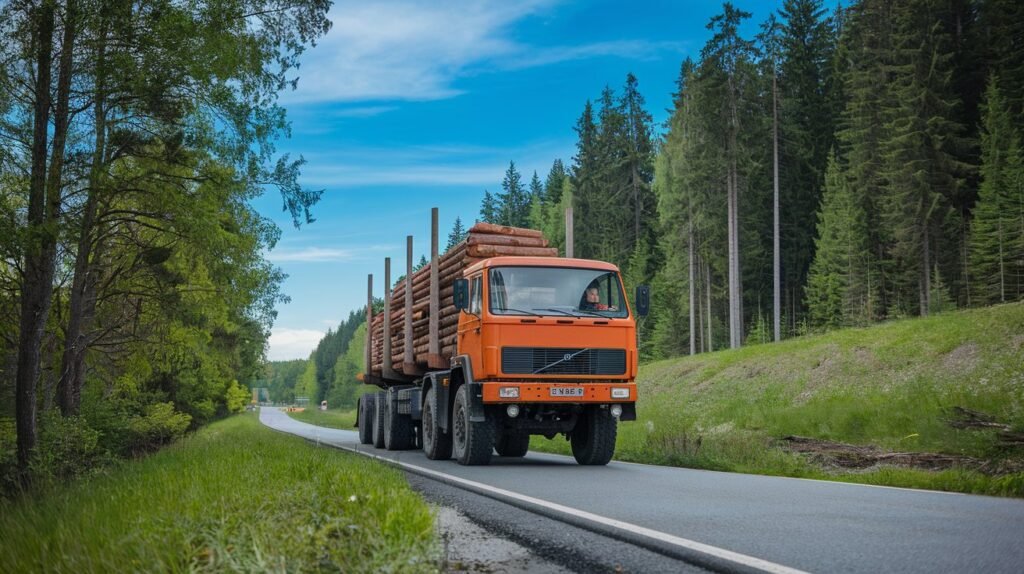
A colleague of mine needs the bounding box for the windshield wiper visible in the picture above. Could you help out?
[534,348,591,374]
[496,307,542,317]
[533,308,581,318]
[572,308,608,318]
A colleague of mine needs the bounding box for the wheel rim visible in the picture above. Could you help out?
[453,402,466,452]
[423,398,434,449]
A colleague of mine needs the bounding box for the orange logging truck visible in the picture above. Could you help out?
[356,209,648,465]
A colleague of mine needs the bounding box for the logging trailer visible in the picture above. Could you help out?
[355,209,648,465]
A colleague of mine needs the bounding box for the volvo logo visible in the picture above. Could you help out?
[563,353,573,361]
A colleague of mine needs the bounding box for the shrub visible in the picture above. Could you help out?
[126,403,192,455]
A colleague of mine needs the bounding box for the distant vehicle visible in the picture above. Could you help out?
[357,216,647,466]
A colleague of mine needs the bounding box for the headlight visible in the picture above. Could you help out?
[611,387,630,399]
[499,387,520,399]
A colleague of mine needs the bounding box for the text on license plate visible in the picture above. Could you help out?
[550,387,584,397]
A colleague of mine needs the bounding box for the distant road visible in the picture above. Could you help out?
[260,408,1024,574]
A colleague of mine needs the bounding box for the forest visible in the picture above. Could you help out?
[270,0,1024,412]
[0,0,331,490]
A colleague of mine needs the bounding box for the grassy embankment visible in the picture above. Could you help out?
[289,408,357,430]
[533,302,1024,496]
[0,413,437,572]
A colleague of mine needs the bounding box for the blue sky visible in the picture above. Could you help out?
[254,0,782,360]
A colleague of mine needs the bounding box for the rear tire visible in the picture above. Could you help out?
[452,385,493,466]
[422,387,452,460]
[571,406,617,465]
[383,389,413,450]
[373,390,386,448]
[357,393,375,445]
[494,433,530,457]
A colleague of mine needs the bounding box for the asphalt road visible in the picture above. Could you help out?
[260,407,1024,573]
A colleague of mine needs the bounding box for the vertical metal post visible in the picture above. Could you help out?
[404,235,414,368]
[365,273,372,377]
[565,206,574,258]
[383,257,392,378]
[428,207,441,367]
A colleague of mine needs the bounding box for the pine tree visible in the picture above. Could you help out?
[777,0,837,330]
[806,152,875,328]
[701,2,756,348]
[970,76,1024,304]
[544,159,567,205]
[881,0,965,316]
[498,161,528,227]
[446,216,467,251]
[479,189,498,223]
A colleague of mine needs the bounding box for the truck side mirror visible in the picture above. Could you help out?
[453,278,469,311]
[635,285,650,317]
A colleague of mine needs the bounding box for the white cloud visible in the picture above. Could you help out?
[331,105,398,118]
[266,247,357,262]
[286,1,678,103]
[267,328,325,361]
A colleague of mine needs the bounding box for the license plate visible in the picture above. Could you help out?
[550,387,584,397]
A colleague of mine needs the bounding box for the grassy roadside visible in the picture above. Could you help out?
[0,412,438,572]
[288,408,358,430]
[532,302,1024,496]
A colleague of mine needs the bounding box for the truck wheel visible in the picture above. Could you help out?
[452,385,493,466]
[357,392,375,445]
[373,390,387,448]
[422,387,452,460]
[494,433,529,457]
[383,389,413,450]
[571,406,617,465]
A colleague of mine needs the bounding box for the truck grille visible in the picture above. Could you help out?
[501,347,626,375]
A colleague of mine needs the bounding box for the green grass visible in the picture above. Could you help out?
[288,408,357,430]
[0,412,438,573]
[533,302,1024,496]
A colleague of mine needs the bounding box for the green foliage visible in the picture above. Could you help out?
[0,415,438,572]
[225,380,250,414]
[970,76,1024,304]
[126,403,192,455]
[446,216,468,251]
[479,189,498,224]
[28,413,104,488]
[806,152,876,327]
[497,161,530,227]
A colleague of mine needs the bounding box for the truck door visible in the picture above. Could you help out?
[458,273,483,369]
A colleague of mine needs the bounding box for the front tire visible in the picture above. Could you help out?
[422,387,452,460]
[452,385,493,466]
[571,406,617,465]
[494,433,530,457]
[373,390,387,448]
[357,392,375,445]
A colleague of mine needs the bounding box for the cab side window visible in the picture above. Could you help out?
[469,275,482,314]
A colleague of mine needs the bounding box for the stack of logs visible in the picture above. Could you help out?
[368,222,557,381]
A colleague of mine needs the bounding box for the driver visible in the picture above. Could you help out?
[580,286,615,311]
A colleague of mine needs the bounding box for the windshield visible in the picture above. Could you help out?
[489,266,629,318]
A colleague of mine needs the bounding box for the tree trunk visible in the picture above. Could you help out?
[705,258,713,353]
[772,71,781,342]
[59,14,104,416]
[688,182,696,355]
[727,75,742,349]
[16,0,56,471]
[920,221,931,316]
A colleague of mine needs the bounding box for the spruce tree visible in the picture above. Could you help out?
[881,0,965,316]
[498,161,528,227]
[970,76,1024,304]
[806,152,875,327]
[479,189,498,223]
[778,0,836,329]
[446,216,467,251]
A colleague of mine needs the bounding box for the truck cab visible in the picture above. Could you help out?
[427,257,643,465]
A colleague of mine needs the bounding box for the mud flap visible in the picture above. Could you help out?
[468,382,486,422]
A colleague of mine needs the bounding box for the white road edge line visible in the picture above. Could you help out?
[262,411,809,574]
